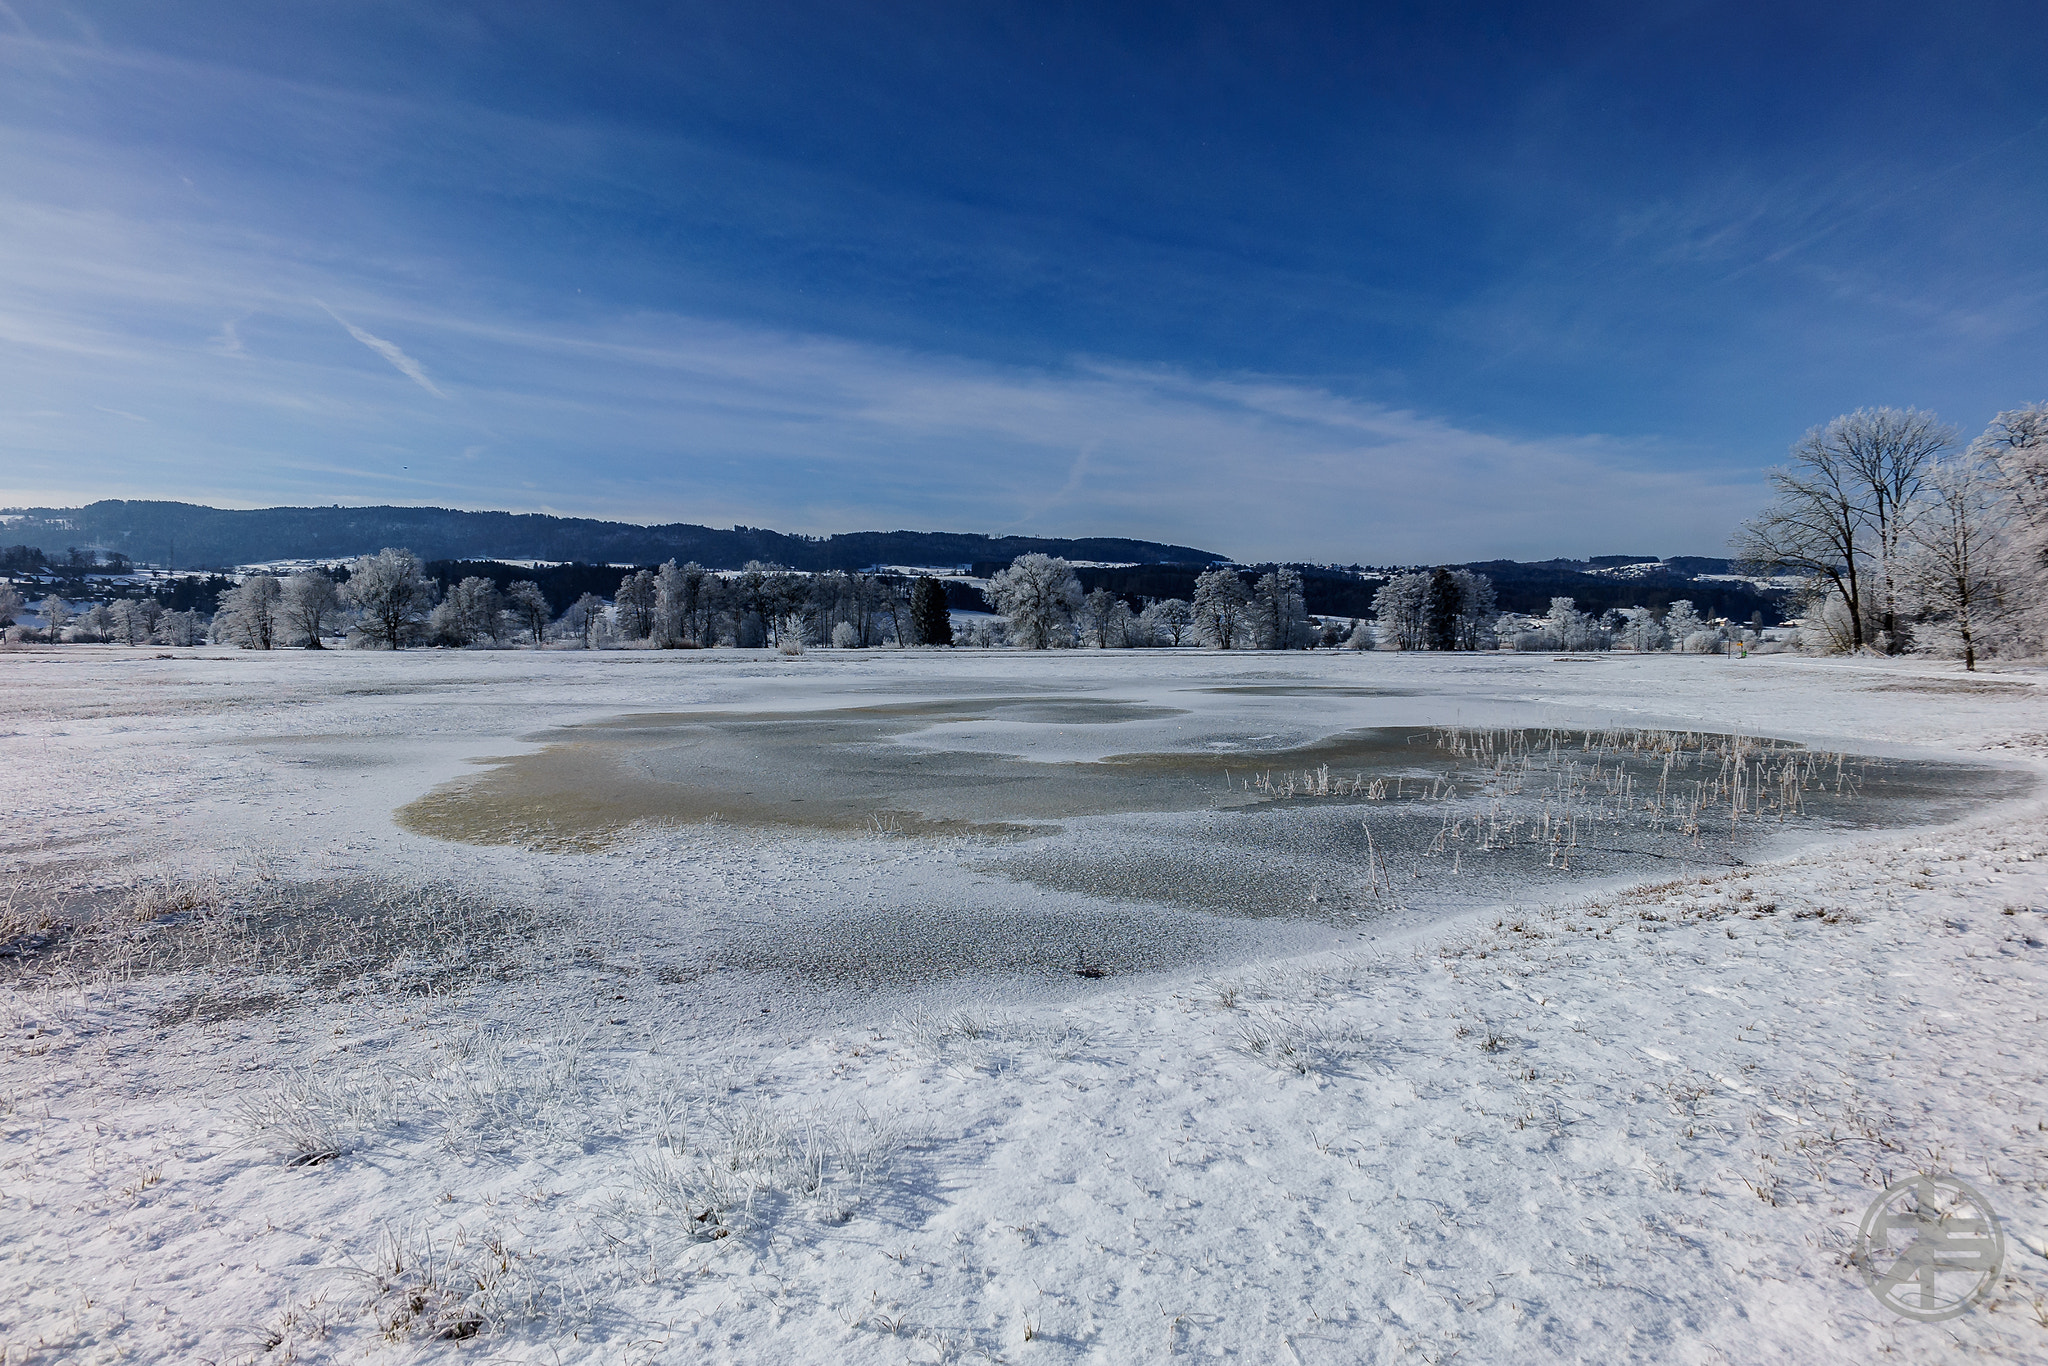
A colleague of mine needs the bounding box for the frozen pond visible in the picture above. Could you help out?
[396,687,2032,992]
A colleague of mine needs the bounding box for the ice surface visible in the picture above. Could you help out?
[3,644,2046,1363]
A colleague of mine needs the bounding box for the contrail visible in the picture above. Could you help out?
[317,301,447,399]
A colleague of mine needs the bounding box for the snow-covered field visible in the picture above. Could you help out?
[4,645,2047,1364]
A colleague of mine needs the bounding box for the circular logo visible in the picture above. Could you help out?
[1855,1175,2005,1321]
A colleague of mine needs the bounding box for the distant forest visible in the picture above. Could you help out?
[2,501,1220,574]
[2,501,1791,624]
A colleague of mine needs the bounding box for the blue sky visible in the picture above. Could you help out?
[2,2,2043,562]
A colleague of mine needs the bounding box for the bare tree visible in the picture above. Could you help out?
[558,592,609,649]
[505,581,552,646]
[1734,408,1950,653]
[341,548,436,649]
[1448,570,1498,650]
[213,575,283,649]
[1080,587,1124,648]
[1139,597,1193,646]
[429,576,504,647]
[1252,568,1308,649]
[1973,402,2048,644]
[987,554,1082,649]
[1836,408,1952,648]
[110,598,159,645]
[38,594,72,642]
[280,570,343,648]
[1903,455,2011,670]
[652,561,714,646]
[614,569,658,641]
[158,608,207,646]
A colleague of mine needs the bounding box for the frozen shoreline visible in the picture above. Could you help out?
[3,646,2046,1363]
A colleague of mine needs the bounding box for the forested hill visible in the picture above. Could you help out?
[4,501,1222,573]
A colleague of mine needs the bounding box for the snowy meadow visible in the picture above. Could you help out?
[4,645,2047,1364]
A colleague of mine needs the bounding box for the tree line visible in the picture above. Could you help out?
[1734,403,2048,669]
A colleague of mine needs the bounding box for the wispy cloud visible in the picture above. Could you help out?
[316,302,446,399]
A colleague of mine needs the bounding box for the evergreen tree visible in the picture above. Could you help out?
[1424,568,1461,651]
[910,576,954,646]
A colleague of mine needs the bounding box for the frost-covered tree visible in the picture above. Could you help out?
[806,570,884,647]
[156,608,204,646]
[910,576,954,646]
[988,554,1082,649]
[505,581,551,647]
[1447,570,1498,650]
[1251,569,1310,649]
[280,570,343,648]
[1192,568,1251,649]
[558,592,609,649]
[1617,606,1667,652]
[1902,454,2014,670]
[614,569,658,641]
[1973,402,2048,647]
[38,594,71,643]
[1660,600,1707,648]
[1345,617,1372,650]
[109,598,160,645]
[73,602,115,642]
[1734,408,1950,653]
[213,575,283,649]
[429,576,504,647]
[1080,587,1125,648]
[1139,597,1193,647]
[341,548,436,649]
[1369,572,1429,650]
[0,582,22,628]
[1542,597,1609,651]
[653,560,704,646]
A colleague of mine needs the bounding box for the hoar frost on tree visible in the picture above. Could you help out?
[1373,569,1496,650]
[1370,574,1428,650]
[212,575,283,649]
[1972,402,2048,651]
[1617,606,1668,653]
[987,554,1082,649]
[158,609,207,646]
[110,598,162,646]
[504,581,552,647]
[613,569,658,641]
[280,570,343,648]
[1136,597,1192,647]
[1192,568,1251,648]
[430,576,505,647]
[557,593,610,650]
[1080,587,1137,648]
[652,561,700,647]
[1900,453,2015,670]
[1733,407,1952,654]
[341,548,436,649]
[1251,569,1311,649]
[38,595,73,643]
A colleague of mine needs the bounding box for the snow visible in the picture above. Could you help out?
[3,645,2046,1363]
